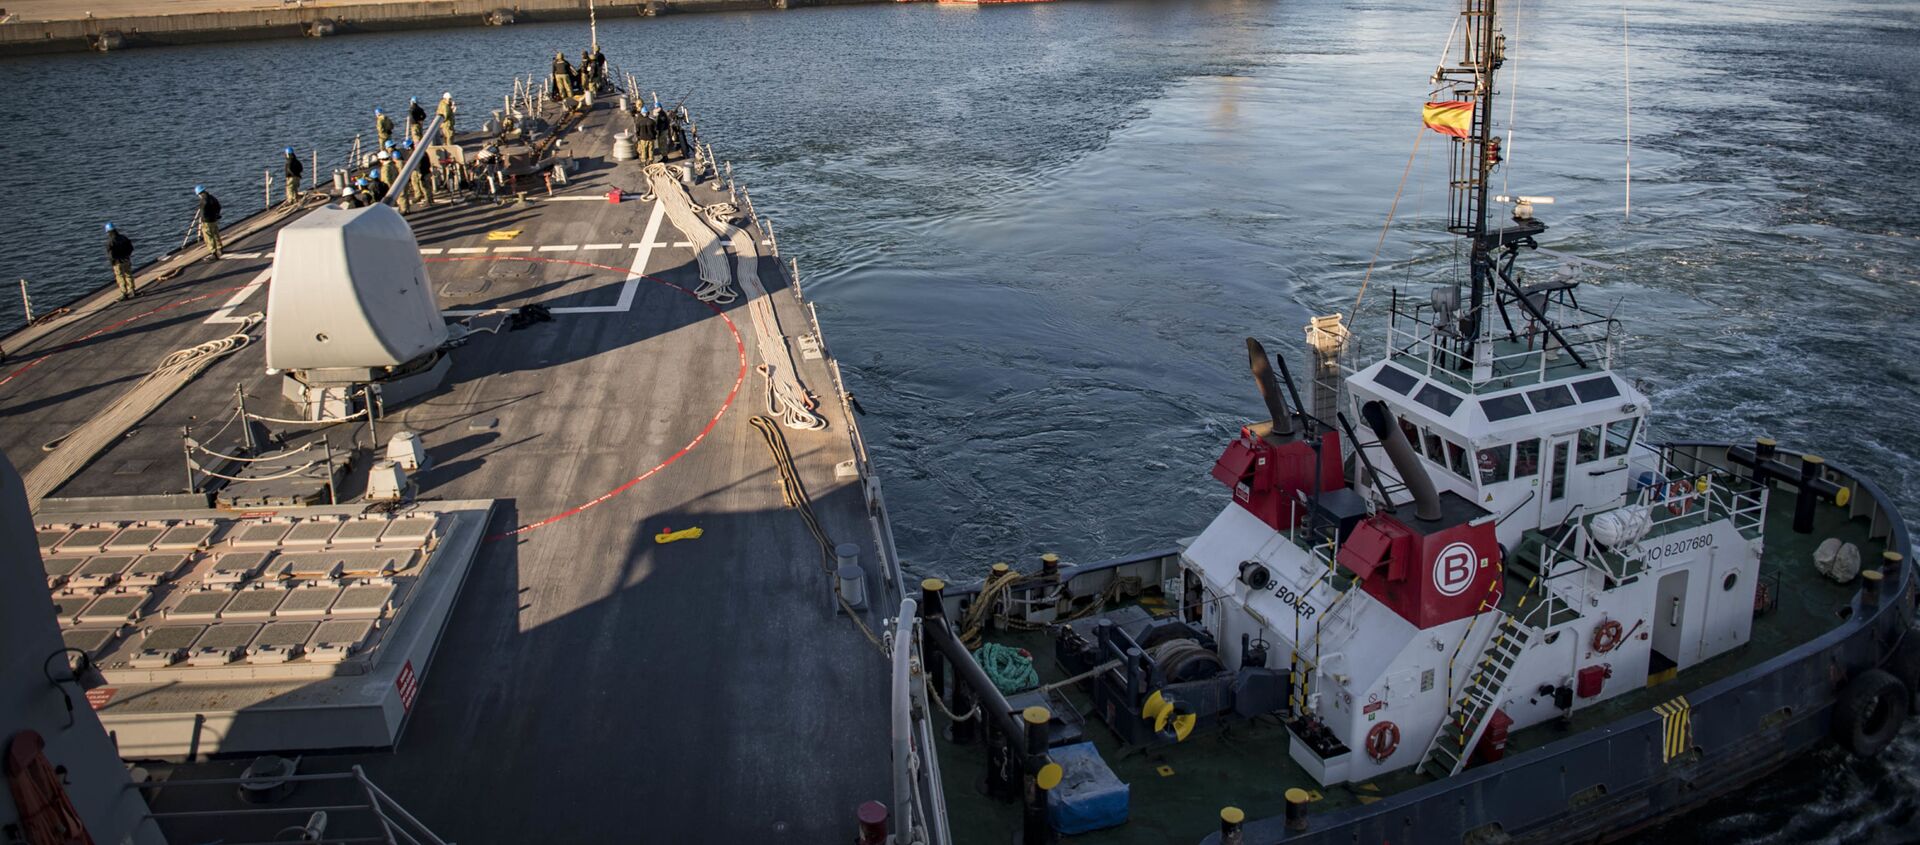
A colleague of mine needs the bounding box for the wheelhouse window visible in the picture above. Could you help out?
[1477,444,1513,484]
[1424,430,1444,463]
[1605,418,1639,458]
[1515,439,1541,477]
[1549,441,1571,500]
[1577,425,1602,463]
[1446,441,1471,479]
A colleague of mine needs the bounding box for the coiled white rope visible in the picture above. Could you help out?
[188,457,324,482]
[646,163,823,430]
[24,314,262,501]
[644,162,736,305]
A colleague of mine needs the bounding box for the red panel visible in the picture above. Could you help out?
[1355,515,1501,629]
[1337,519,1395,581]
[1211,440,1256,488]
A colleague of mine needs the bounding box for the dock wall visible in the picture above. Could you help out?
[0,0,888,55]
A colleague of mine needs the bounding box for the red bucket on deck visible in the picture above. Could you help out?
[607,189,622,204]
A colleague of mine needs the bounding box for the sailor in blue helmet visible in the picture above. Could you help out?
[192,185,222,260]
[351,177,375,208]
[375,107,394,145]
[407,96,427,144]
[283,146,304,206]
[104,222,136,299]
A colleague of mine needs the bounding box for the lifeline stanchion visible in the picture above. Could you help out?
[18,279,32,324]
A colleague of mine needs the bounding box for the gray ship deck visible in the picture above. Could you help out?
[2,93,899,842]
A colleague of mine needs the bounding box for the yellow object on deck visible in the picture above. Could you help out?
[486,229,523,240]
[654,526,704,544]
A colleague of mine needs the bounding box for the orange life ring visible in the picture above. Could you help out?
[1591,619,1625,653]
[1666,481,1691,516]
[1365,721,1400,762]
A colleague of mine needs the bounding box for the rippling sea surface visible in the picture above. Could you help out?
[1,0,1915,839]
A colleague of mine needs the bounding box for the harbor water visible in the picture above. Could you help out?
[0,0,1914,839]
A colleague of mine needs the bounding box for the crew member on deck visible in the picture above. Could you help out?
[590,46,606,89]
[105,222,135,299]
[408,96,427,144]
[193,185,222,260]
[283,147,303,206]
[379,150,404,212]
[375,107,394,145]
[553,52,576,99]
[436,92,457,145]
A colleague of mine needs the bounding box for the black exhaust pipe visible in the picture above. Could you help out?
[1360,400,1442,522]
[1246,338,1295,439]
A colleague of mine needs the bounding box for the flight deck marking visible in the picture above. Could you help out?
[439,201,666,317]
[537,244,579,252]
[418,248,446,255]
[446,247,489,254]
[492,246,534,253]
[2,283,252,389]
[203,268,274,324]
[415,253,748,542]
[582,243,625,250]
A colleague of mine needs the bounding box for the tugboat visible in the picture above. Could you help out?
[915,0,1919,842]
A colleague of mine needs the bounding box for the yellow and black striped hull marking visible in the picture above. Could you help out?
[1653,696,1692,763]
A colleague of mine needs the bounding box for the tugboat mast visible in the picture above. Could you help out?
[1434,0,1505,352]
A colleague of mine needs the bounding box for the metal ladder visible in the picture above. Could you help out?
[1418,613,1530,778]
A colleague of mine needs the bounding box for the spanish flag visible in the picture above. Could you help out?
[1422,101,1475,139]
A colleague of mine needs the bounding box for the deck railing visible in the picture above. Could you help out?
[1382,294,1623,390]
[138,765,450,845]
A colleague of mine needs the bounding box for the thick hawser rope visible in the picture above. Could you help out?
[24,314,262,502]
[644,162,824,431]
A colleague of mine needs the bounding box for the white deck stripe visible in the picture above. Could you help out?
[537,244,579,252]
[447,247,489,254]
[219,251,267,260]
[442,201,667,317]
[541,195,611,202]
[493,246,534,253]
[204,267,273,324]
[419,247,446,255]
[582,243,624,250]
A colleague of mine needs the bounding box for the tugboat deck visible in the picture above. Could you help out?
[3,94,900,842]
[940,488,1881,843]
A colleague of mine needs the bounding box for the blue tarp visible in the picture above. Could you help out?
[1047,741,1129,834]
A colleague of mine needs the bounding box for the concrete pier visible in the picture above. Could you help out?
[0,0,887,55]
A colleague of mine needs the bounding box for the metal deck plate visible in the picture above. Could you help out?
[167,591,233,620]
[106,526,167,551]
[74,555,139,582]
[311,618,374,646]
[277,586,343,618]
[62,627,120,658]
[43,556,86,580]
[282,520,342,545]
[51,594,93,623]
[139,625,205,653]
[380,516,436,545]
[331,519,389,544]
[220,588,286,619]
[125,553,192,585]
[77,592,148,624]
[209,550,272,581]
[54,527,117,555]
[338,549,416,575]
[276,551,344,580]
[194,623,262,650]
[332,584,396,617]
[155,523,217,550]
[38,527,71,552]
[254,620,318,649]
[231,522,293,548]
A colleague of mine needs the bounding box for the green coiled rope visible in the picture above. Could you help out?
[974,642,1038,695]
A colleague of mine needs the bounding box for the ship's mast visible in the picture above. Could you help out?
[1435,0,1504,349]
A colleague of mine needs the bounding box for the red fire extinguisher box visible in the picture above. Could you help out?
[1576,664,1611,698]
[1472,708,1514,765]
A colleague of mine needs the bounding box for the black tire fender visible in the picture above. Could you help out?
[1834,667,1910,758]
[1888,628,1920,704]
